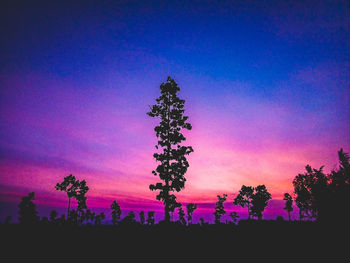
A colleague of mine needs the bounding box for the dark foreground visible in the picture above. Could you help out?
[1,220,347,261]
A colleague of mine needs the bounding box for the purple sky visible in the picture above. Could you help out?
[0,0,349,223]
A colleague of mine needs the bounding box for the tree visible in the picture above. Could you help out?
[55,174,89,220]
[121,211,136,224]
[139,211,145,225]
[168,195,181,222]
[49,210,58,224]
[251,185,271,220]
[214,194,227,224]
[110,200,122,226]
[292,148,350,222]
[186,203,197,225]
[147,77,194,222]
[293,165,327,220]
[18,192,39,224]
[94,212,105,225]
[234,186,254,219]
[178,206,186,225]
[229,212,239,224]
[283,193,293,221]
[147,211,155,225]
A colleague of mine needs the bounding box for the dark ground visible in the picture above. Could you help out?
[1,220,347,261]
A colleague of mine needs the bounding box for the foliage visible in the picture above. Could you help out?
[147,211,155,225]
[214,194,227,224]
[147,77,193,222]
[55,174,89,222]
[178,206,186,225]
[234,186,254,219]
[250,185,272,220]
[186,203,197,225]
[110,200,122,225]
[18,192,39,224]
[229,212,239,224]
[283,193,293,221]
[139,211,145,225]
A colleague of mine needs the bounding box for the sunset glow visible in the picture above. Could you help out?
[1,0,349,223]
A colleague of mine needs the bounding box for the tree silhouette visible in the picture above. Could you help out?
[292,148,350,222]
[139,211,145,225]
[146,211,155,225]
[234,186,254,219]
[283,193,293,221]
[178,206,186,225]
[293,165,327,220]
[168,195,181,222]
[55,174,89,220]
[94,212,105,225]
[49,210,58,224]
[110,200,122,226]
[147,77,193,222]
[18,192,39,224]
[251,185,271,220]
[186,203,197,225]
[229,212,239,224]
[214,194,227,224]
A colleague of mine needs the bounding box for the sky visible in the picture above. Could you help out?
[0,0,349,223]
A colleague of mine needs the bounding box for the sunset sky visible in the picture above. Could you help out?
[1,0,349,223]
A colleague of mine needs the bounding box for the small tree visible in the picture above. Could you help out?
[234,185,254,219]
[229,212,239,224]
[110,200,122,226]
[147,211,155,225]
[186,203,197,225]
[139,211,145,225]
[94,212,105,225]
[178,206,186,225]
[18,192,39,224]
[49,210,58,224]
[283,193,293,221]
[55,174,89,220]
[147,77,194,222]
[214,194,227,224]
[251,185,272,220]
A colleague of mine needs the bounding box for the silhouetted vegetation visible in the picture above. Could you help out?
[110,200,121,225]
[2,77,348,256]
[283,193,293,221]
[293,148,350,222]
[147,77,193,222]
[18,192,39,224]
[186,203,197,225]
[214,194,227,224]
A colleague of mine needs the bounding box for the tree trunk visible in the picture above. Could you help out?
[67,196,71,219]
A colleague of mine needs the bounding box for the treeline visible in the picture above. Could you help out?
[4,148,349,226]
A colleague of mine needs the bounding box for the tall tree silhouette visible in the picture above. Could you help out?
[110,200,122,226]
[214,194,227,224]
[234,186,254,219]
[147,77,193,222]
[186,203,197,225]
[18,192,39,224]
[283,193,293,221]
[55,174,89,220]
[251,185,271,220]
